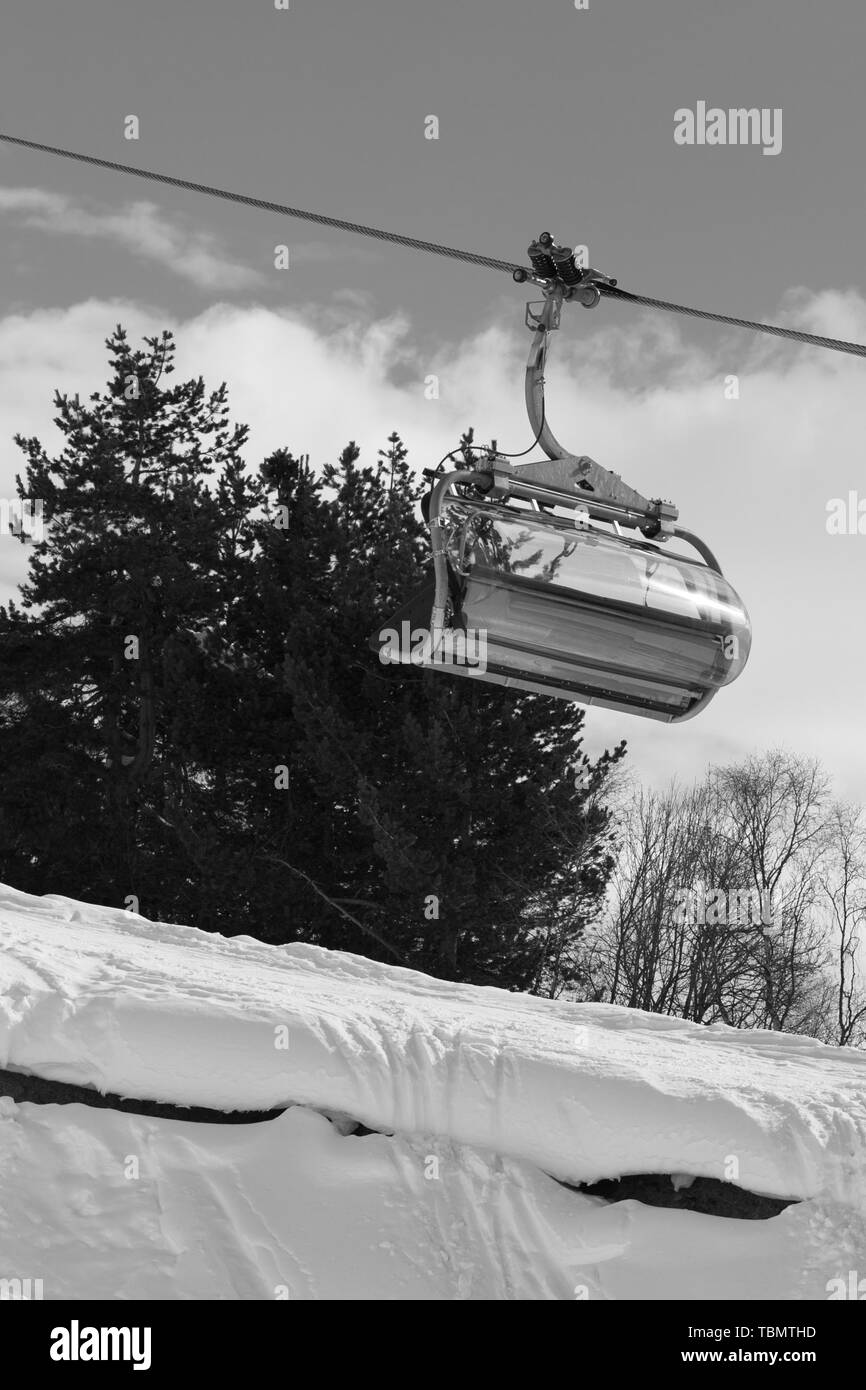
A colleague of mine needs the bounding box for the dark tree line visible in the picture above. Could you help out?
[0,328,623,991]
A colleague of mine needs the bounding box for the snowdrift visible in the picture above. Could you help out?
[1,882,865,1299]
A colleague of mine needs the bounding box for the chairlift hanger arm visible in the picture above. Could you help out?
[481,237,677,539]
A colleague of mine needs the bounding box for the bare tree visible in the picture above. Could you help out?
[586,781,756,1021]
[821,802,866,1046]
[581,750,846,1040]
[708,752,831,1031]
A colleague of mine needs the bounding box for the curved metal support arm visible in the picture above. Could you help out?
[673,526,723,575]
[524,295,570,462]
[525,325,573,461]
[517,289,680,538]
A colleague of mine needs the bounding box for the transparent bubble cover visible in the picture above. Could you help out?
[443,501,751,709]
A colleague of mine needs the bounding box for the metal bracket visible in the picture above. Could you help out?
[525,293,563,332]
[482,456,678,537]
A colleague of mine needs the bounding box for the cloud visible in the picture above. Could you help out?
[0,186,264,290]
[0,186,383,288]
[0,291,864,800]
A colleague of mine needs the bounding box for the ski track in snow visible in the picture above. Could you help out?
[1,882,866,1299]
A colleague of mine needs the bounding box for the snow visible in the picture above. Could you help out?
[1,881,865,1299]
[3,1097,854,1301]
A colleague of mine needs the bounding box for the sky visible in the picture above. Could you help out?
[0,0,864,799]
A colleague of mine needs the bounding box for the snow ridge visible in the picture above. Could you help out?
[2,882,865,1204]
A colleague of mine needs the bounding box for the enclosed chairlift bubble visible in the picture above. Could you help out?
[374,250,752,722]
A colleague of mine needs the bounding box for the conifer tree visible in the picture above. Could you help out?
[0,327,258,924]
[247,431,625,987]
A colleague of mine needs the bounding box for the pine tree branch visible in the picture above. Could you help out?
[261,853,410,965]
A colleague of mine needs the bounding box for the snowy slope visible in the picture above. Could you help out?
[1,883,865,1201]
[1,1098,852,1301]
[1,882,866,1300]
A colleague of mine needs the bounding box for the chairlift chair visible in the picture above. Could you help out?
[374,238,751,722]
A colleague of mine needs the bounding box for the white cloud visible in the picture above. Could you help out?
[0,291,864,800]
[0,186,265,290]
[0,186,383,288]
